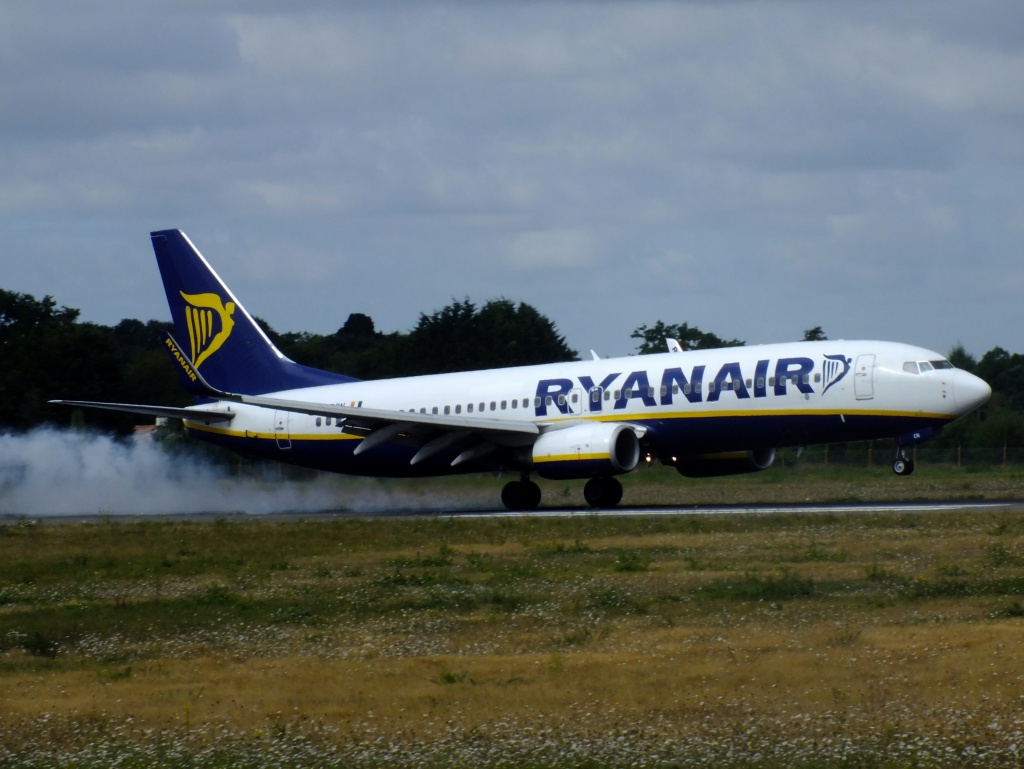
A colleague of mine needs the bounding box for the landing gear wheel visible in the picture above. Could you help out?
[521,480,541,510]
[892,456,915,476]
[501,479,542,511]
[583,476,623,508]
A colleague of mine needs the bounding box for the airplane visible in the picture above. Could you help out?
[52,229,992,511]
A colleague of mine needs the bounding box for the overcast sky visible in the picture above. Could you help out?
[3,1,1022,363]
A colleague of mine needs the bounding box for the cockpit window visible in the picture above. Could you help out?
[904,359,954,374]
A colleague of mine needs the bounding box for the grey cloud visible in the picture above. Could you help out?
[1,1,1021,360]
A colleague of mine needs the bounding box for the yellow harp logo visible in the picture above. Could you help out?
[180,291,236,369]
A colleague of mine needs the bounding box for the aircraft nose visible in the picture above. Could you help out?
[953,369,991,414]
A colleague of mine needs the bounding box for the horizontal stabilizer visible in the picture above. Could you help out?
[49,400,235,425]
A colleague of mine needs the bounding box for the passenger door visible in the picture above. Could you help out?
[854,354,875,400]
[274,410,292,449]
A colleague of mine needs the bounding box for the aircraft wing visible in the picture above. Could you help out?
[48,400,236,425]
[169,331,542,464]
[229,391,540,436]
[222,390,542,467]
[164,330,539,435]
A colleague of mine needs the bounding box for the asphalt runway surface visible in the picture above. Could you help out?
[4,499,1023,525]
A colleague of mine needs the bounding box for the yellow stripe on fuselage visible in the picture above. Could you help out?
[555,407,951,423]
[183,421,362,442]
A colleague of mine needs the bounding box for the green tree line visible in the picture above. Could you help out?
[3,287,1021,448]
[0,289,575,432]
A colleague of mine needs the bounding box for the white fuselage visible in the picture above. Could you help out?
[183,339,990,477]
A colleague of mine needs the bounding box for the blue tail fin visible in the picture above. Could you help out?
[150,229,356,395]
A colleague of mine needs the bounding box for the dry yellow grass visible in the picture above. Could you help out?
[2,496,1024,766]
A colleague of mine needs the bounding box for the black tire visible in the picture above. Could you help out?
[501,481,524,510]
[893,458,915,476]
[583,477,623,508]
[521,480,542,510]
[604,476,623,506]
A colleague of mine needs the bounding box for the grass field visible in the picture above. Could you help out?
[2,463,1024,767]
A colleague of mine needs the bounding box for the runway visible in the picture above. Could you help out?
[438,499,1024,519]
[6,498,1022,524]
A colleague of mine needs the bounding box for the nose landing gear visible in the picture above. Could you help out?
[892,449,915,476]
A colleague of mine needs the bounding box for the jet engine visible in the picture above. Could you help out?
[673,448,776,478]
[529,423,641,480]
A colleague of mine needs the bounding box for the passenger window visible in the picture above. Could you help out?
[444,405,450,415]
[557,395,566,406]
[511,400,517,409]
[490,401,496,411]
[316,417,322,427]
[660,385,667,397]
[468,403,474,413]
[545,395,553,406]
[455,404,462,414]
[756,377,764,389]
[591,388,600,403]
[479,403,485,412]
[604,390,611,401]
[501,400,507,409]
[802,374,809,385]
[768,377,775,387]
[432,406,438,414]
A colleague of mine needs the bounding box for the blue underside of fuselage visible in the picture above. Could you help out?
[189,412,951,479]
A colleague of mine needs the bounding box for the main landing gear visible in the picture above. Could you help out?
[500,474,624,511]
[501,474,542,511]
[583,476,623,508]
[892,449,915,476]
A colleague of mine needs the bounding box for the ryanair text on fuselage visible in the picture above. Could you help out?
[534,354,852,417]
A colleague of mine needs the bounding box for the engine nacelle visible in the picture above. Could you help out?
[530,423,641,480]
[673,448,776,478]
